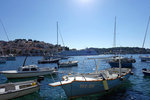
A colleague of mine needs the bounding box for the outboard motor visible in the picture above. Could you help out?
[37,76,44,83]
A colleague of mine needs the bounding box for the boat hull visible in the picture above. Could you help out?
[6,56,16,61]
[2,71,56,79]
[142,69,150,76]
[38,59,59,64]
[59,63,78,67]
[109,62,133,68]
[140,57,150,62]
[62,74,130,98]
[0,85,39,100]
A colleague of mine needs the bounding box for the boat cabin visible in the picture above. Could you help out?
[18,65,39,72]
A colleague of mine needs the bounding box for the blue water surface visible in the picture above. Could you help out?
[0,54,150,100]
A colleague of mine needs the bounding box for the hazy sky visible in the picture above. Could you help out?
[0,0,150,49]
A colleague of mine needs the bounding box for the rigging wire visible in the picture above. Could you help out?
[142,16,150,48]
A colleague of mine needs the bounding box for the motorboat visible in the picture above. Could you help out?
[58,61,78,67]
[142,68,150,76]
[38,58,60,64]
[0,80,39,100]
[0,65,57,79]
[49,57,132,98]
[140,56,150,62]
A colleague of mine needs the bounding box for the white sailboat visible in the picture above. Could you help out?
[58,61,78,67]
[49,57,131,98]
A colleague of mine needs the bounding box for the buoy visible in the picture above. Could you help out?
[32,82,36,86]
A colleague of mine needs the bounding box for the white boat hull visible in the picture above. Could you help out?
[2,71,56,79]
[0,85,39,100]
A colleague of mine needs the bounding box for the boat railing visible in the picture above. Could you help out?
[39,67,54,71]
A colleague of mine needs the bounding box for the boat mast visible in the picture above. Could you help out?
[0,19,11,55]
[113,16,116,48]
[57,21,59,52]
[142,16,150,48]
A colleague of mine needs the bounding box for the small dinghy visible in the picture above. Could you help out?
[58,61,78,67]
[142,68,150,76]
[0,80,40,100]
[0,65,57,79]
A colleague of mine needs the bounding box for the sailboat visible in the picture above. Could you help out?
[0,19,16,61]
[108,17,136,68]
[49,57,131,98]
[139,16,150,62]
[43,22,69,60]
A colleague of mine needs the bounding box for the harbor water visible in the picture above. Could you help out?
[0,54,150,100]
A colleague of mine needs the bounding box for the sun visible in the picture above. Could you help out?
[79,0,92,4]
[77,0,93,5]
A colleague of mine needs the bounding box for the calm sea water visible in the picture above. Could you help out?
[0,54,150,100]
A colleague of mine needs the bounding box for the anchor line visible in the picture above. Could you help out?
[50,73,55,82]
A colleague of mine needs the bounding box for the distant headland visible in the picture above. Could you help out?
[0,39,149,56]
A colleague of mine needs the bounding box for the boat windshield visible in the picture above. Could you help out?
[22,68,30,71]
[31,68,37,71]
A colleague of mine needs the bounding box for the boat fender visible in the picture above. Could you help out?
[32,82,36,86]
[103,80,109,91]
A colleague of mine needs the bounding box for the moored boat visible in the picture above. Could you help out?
[58,61,78,67]
[0,65,57,79]
[108,56,136,68]
[140,56,150,62]
[38,58,60,64]
[49,57,132,98]
[0,80,40,100]
[6,54,16,61]
[142,68,150,76]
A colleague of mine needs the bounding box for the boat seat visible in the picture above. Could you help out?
[102,71,118,79]
[0,88,5,92]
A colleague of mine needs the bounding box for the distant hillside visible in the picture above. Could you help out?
[90,47,150,54]
[0,39,69,56]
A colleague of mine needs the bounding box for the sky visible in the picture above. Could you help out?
[0,0,150,49]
